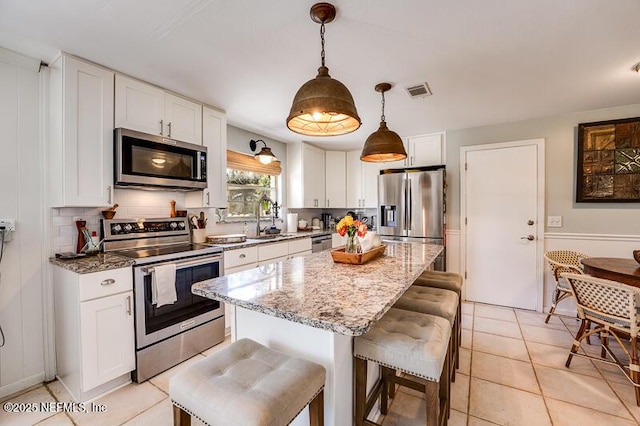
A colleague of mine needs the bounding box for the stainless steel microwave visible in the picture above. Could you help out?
[114,128,207,190]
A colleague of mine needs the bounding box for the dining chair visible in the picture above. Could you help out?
[563,273,640,406]
[543,250,590,323]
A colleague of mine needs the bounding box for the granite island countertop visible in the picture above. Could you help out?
[205,230,332,251]
[49,253,135,273]
[192,241,443,336]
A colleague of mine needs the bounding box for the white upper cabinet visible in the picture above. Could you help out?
[115,75,202,144]
[114,75,164,136]
[164,93,203,144]
[325,151,346,208]
[346,151,380,208]
[49,55,114,207]
[362,160,380,208]
[287,143,325,208]
[407,132,445,167]
[186,106,227,208]
[376,132,445,169]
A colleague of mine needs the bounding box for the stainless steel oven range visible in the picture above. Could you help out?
[102,217,224,383]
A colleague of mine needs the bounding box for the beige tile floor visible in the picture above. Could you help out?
[2,302,640,425]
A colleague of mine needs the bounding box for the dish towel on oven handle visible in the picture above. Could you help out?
[151,263,177,307]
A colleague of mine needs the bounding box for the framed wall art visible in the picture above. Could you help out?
[576,117,640,202]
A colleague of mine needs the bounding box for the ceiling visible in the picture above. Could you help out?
[2,0,640,150]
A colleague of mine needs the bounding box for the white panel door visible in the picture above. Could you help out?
[63,57,114,206]
[463,142,542,310]
[345,151,362,208]
[114,75,164,135]
[164,93,202,144]
[362,161,380,208]
[325,151,346,208]
[408,133,444,167]
[80,291,135,391]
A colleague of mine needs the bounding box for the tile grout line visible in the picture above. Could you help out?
[514,308,554,425]
[42,381,77,426]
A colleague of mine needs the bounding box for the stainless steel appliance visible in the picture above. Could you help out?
[311,234,332,252]
[115,128,207,190]
[378,166,446,270]
[102,217,224,382]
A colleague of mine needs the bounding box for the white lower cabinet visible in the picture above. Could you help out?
[332,233,347,248]
[222,238,312,335]
[53,266,134,402]
[79,291,135,391]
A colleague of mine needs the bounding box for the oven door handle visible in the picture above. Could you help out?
[141,255,222,274]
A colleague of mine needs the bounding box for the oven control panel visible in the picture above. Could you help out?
[103,218,189,238]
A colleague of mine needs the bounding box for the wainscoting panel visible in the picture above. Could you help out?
[447,230,640,316]
[543,233,640,316]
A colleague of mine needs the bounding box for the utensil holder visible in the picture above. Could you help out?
[192,229,207,243]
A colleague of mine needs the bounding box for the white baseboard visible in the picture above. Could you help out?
[0,372,45,400]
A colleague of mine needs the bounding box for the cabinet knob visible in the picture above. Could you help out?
[239,254,246,259]
[101,279,115,286]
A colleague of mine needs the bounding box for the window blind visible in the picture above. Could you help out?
[226,150,281,175]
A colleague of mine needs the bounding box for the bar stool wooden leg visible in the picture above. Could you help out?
[309,389,324,426]
[425,380,440,426]
[354,357,367,426]
[173,405,191,426]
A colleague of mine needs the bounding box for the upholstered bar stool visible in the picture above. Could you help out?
[170,338,326,426]
[413,270,464,369]
[354,308,451,426]
[394,285,459,383]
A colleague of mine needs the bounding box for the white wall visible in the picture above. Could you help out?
[0,48,46,398]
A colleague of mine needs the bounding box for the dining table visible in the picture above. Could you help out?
[581,257,640,287]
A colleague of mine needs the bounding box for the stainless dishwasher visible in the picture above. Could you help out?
[311,234,332,252]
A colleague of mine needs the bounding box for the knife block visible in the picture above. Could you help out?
[76,220,87,253]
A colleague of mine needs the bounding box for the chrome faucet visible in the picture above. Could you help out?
[256,194,274,236]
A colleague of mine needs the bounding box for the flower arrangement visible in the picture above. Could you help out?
[337,215,367,253]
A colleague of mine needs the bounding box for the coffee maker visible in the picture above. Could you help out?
[321,213,332,230]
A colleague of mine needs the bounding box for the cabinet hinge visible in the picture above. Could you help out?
[465,271,467,279]
[465,217,467,225]
[465,162,467,171]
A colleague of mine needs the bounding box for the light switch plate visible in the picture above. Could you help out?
[547,216,562,228]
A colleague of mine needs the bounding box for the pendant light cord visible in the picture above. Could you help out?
[320,21,326,67]
[381,91,386,122]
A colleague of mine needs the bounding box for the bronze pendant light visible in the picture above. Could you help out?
[360,83,407,162]
[287,3,361,136]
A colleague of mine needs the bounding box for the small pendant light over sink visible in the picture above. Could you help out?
[287,3,361,137]
[360,83,407,162]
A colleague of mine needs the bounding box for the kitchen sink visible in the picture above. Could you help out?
[251,235,278,240]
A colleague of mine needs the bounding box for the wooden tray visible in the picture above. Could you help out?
[330,245,386,265]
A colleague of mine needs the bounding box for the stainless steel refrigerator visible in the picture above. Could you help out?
[378,166,446,270]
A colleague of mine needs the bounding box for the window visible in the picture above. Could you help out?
[226,169,277,219]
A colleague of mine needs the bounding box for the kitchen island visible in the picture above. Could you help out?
[192,241,443,425]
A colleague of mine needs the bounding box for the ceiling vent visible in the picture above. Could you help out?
[405,82,432,99]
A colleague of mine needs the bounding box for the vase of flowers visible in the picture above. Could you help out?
[337,215,367,253]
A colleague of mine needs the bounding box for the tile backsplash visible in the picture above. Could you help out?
[51,188,286,253]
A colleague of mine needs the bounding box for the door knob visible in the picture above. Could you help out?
[520,235,535,241]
